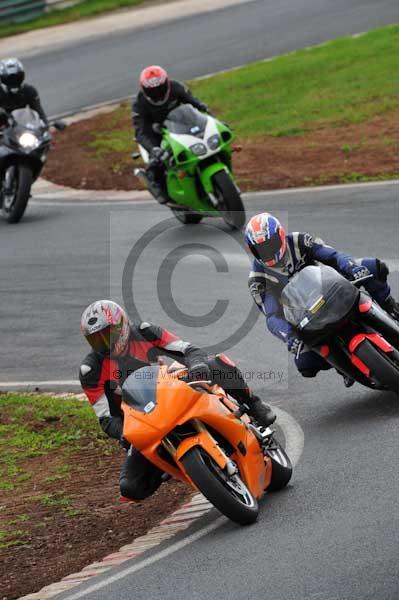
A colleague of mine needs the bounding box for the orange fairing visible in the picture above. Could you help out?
[175,431,228,470]
[121,366,272,499]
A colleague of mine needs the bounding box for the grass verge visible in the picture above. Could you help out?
[88,22,399,155]
[0,393,106,492]
[44,22,399,192]
[0,392,108,549]
[0,0,169,38]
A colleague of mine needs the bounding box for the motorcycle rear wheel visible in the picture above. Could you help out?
[212,170,245,230]
[2,164,33,224]
[355,339,399,392]
[171,209,203,225]
[181,446,259,525]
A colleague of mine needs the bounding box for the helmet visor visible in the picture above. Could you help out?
[252,236,284,263]
[85,323,123,354]
[3,72,23,89]
[144,80,169,104]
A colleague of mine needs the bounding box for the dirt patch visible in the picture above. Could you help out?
[43,108,399,192]
[0,444,192,600]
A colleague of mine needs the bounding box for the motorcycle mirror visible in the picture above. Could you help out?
[152,123,162,134]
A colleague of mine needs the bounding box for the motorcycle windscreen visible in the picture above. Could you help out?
[122,365,159,414]
[11,108,42,129]
[282,265,359,333]
[164,104,207,136]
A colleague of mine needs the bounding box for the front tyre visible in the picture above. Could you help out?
[2,164,33,224]
[171,208,203,225]
[266,442,292,492]
[181,447,258,525]
[212,170,245,230]
[355,339,399,392]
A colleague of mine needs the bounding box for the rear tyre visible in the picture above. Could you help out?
[212,170,245,230]
[181,447,258,525]
[356,339,399,392]
[266,442,292,492]
[2,164,33,224]
[171,209,203,225]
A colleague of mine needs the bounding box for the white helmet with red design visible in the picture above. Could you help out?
[245,212,287,267]
[81,300,130,357]
[139,65,170,106]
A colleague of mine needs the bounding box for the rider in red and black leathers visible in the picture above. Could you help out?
[80,301,274,501]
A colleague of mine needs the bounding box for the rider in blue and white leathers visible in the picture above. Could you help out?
[245,213,399,382]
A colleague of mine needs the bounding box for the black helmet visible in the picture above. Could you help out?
[0,58,25,93]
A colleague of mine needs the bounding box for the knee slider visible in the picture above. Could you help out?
[299,368,319,378]
[120,477,147,501]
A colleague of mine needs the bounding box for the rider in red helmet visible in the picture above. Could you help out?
[132,66,209,203]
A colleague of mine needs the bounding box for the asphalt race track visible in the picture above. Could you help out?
[20,0,399,116]
[2,184,399,598]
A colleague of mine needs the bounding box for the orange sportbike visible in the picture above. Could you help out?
[121,363,292,525]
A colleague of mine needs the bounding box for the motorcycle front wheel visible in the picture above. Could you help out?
[2,164,33,224]
[266,441,292,492]
[355,339,399,392]
[181,447,259,525]
[212,170,245,230]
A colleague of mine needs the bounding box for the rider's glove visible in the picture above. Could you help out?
[187,362,211,383]
[150,146,164,164]
[344,264,371,282]
[287,336,303,358]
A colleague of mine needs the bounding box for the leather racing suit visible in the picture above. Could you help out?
[248,232,393,377]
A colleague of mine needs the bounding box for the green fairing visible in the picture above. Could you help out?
[161,114,234,213]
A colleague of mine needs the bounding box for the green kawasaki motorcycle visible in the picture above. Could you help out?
[134,104,245,229]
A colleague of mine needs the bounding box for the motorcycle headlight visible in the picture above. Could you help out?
[207,134,220,150]
[190,143,207,156]
[19,132,40,150]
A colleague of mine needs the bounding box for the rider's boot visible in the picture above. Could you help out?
[381,295,399,322]
[246,395,276,427]
[146,167,168,204]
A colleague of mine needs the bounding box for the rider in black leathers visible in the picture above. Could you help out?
[0,58,48,194]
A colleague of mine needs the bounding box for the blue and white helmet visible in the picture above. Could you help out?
[245,212,287,267]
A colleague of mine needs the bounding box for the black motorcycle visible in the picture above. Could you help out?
[281,264,399,392]
[0,108,65,224]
